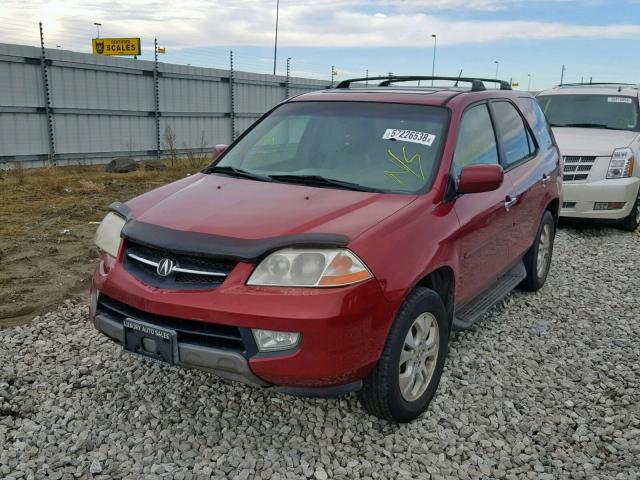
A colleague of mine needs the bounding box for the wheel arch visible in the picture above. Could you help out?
[546,197,560,226]
[415,266,456,328]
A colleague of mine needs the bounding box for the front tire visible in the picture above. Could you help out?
[519,210,555,292]
[358,288,449,423]
[618,192,640,232]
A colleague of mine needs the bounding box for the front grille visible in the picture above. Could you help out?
[563,156,596,182]
[124,242,237,290]
[97,294,248,353]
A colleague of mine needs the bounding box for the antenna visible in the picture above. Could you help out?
[454,69,463,87]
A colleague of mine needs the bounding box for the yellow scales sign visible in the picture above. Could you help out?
[92,38,141,56]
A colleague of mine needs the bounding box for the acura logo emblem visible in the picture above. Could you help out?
[157,258,175,277]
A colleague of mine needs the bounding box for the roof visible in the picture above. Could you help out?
[291,86,529,106]
[289,88,463,106]
[290,75,525,106]
[538,83,640,97]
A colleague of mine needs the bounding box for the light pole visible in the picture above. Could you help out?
[93,22,102,38]
[494,60,499,80]
[273,0,280,75]
[431,34,437,86]
[560,64,566,85]
[527,73,531,91]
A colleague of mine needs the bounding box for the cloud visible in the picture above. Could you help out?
[1,0,639,51]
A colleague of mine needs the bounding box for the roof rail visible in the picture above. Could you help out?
[335,75,512,91]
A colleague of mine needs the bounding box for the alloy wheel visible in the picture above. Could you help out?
[536,223,552,280]
[398,312,439,402]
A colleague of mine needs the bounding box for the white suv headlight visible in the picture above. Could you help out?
[247,248,372,287]
[94,212,126,257]
[607,148,635,179]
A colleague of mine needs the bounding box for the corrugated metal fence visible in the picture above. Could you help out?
[0,43,330,168]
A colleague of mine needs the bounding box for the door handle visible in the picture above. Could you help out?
[504,196,517,211]
[541,173,550,185]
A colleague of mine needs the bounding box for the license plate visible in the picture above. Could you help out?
[123,318,178,365]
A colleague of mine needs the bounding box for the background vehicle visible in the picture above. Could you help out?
[90,76,561,422]
[537,83,640,231]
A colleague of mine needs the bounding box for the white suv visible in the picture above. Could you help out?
[537,84,640,231]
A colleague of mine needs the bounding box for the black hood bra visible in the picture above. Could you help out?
[109,202,349,262]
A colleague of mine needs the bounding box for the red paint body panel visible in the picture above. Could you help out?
[90,86,561,389]
[129,172,416,241]
[93,252,400,387]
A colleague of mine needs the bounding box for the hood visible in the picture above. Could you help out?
[125,173,417,242]
[552,127,638,157]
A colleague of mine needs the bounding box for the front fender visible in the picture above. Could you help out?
[349,198,460,304]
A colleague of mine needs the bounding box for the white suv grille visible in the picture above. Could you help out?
[563,156,596,182]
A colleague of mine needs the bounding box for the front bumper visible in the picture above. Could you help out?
[90,253,398,391]
[94,312,268,386]
[560,177,640,220]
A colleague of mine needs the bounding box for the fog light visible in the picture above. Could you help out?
[252,329,301,352]
[594,202,625,211]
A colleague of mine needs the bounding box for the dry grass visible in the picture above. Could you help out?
[12,161,25,185]
[42,167,66,193]
[77,179,106,193]
[1,159,200,237]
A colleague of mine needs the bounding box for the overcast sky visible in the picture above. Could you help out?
[1,0,639,89]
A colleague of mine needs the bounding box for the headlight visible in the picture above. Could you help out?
[607,148,635,179]
[247,248,372,287]
[94,212,126,257]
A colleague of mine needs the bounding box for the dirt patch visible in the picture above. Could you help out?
[0,161,206,327]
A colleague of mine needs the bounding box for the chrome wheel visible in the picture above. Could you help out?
[536,223,552,280]
[398,312,439,402]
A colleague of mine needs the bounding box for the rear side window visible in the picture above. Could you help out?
[520,97,554,150]
[453,104,499,176]
[492,101,531,167]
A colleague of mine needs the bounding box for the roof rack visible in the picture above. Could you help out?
[335,75,512,91]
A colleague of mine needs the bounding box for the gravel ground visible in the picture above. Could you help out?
[1,225,639,480]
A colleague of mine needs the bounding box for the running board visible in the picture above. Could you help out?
[452,261,526,331]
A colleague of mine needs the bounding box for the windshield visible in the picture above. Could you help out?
[215,101,449,194]
[537,94,640,131]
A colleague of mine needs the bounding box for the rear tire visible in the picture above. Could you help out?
[618,192,640,232]
[519,210,555,292]
[357,288,449,423]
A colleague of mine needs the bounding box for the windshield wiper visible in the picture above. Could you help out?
[268,174,383,193]
[551,122,616,130]
[205,165,272,182]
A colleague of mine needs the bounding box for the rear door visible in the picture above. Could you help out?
[489,100,556,262]
[452,103,517,305]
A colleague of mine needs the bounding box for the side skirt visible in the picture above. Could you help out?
[452,261,526,331]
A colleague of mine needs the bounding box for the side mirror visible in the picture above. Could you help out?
[213,144,229,161]
[457,164,504,194]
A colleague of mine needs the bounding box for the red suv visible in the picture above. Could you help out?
[90,76,561,422]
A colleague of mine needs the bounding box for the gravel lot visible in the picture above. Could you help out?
[1,225,639,480]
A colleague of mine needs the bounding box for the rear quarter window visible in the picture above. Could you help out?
[517,97,554,151]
